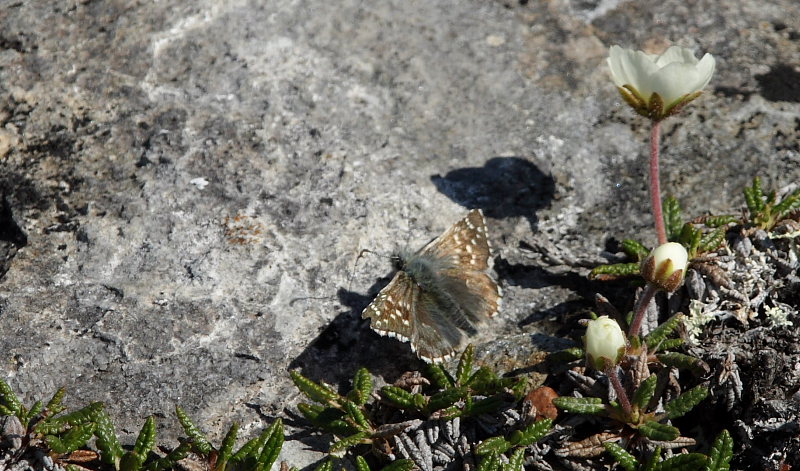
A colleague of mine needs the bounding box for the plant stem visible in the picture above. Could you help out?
[629,283,659,339]
[650,120,667,245]
[604,361,632,417]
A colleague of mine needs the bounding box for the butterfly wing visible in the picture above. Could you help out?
[361,271,417,344]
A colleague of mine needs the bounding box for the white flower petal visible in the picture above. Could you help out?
[648,62,704,103]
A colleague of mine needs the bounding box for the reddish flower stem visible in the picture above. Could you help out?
[629,283,659,339]
[604,360,632,416]
[650,120,667,245]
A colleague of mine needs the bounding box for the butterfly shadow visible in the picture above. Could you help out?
[430,156,555,231]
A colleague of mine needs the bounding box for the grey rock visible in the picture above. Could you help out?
[0,0,798,468]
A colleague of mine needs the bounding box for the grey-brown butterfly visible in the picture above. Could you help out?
[362,209,502,363]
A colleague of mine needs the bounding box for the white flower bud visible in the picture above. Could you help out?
[641,242,689,292]
[607,45,715,120]
[584,316,626,370]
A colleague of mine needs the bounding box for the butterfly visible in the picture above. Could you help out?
[362,209,502,363]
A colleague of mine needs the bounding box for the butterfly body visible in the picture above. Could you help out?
[362,210,502,363]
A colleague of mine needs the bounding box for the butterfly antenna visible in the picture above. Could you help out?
[347,248,375,292]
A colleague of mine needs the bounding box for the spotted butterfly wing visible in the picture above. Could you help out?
[362,209,502,363]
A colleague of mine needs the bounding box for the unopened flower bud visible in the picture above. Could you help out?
[584,316,626,370]
[641,242,689,292]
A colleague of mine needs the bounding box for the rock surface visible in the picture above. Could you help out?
[0,0,798,467]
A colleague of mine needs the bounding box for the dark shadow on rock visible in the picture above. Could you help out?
[431,157,555,230]
[755,64,800,102]
[288,283,426,394]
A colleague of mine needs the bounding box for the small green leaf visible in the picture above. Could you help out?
[655,453,708,471]
[477,451,501,471]
[315,459,334,471]
[603,441,639,471]
[217,422,239,468]
[659,338,684,351]
[664,386,709,419]
[256,419,284,471]
[700,215,739,228]
[120,451,146,471]
[643,446,662,471]
[146,440,192,471]
[93,409,124,466]
[503,448,525,471]
[463,394,511,416]
[633,375,658,410]
[552,396,605,414]
[589,263,640,280]
[508,418,553,447]
[456,345,475,386]
[0,379,23,415]
[428,387,466,412]
[380,459,417,471]
[663,196,684,242]
[290,371,342,406]
[344,401,370,430]
[356,456,371,471]
[37,402,104,434]
[426,363,455,389]
[698,227,726,253]
[773,189,800,218]
[45,424,95,454]
[639,421,679,441]
[548,347,585,364]
[705,429,733,471]
[622,239,650,261]
[329,431,369,456]
[133,417,156,459]
[175,406,212,455]
[380,386,418,409]
[348,368,373,406]
[644,314,685,351]
[475,436,512,456]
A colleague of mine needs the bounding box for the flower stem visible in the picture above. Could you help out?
[629,283,659,339]
[604,361,632,416]
[650,120,667,245]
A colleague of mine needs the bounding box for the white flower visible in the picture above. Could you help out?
[641,242,689,292]
[584,316,626,370]
[608,45,715,120]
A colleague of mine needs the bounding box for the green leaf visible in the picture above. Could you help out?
[380,459,417,471]
[700,215,739,228]
[655,453,708,471]
[428,387,467,412]
[548,347,585,364]
[175,406,213,455]
[663,196,684,242]
[146,440,192,471]
[603,441,639,471]
[38,402,103,434]
[773,189,800,218]
[347,368,373,406]
[315,459,334,471]
[589,263,640,280]
[659,338,684,351]
[344,400,370,430]
[0,379,23,415]
[256,419,284,471]
[705,429,733,471]
[643,446,662,471]
[633,375,658,410]
[622,239,650,261]
[664,386,709,419]
[356,456,371,471]
[426,363,455,389]
[508,418,553,447]
[45,387,66,416]
[475,436,512,456]
[133,417,156,459]
[456,344,475,385]
[329,431,370,456]
[644,314,685,351]
[656,352,710,376]
[463,394,511,416]
[698,227,726,253]
[380,386,419,410]
[744,177,765,213]
[466,367,500,392]
[639,421,679,441]
[552,396,605,414]
[93,409,124,466]
[477,452,501,471]
[217,422,239,468]
[120,451,146,471]
[45,424,95,454]
[503,448,525,471]
[290,371,342,406]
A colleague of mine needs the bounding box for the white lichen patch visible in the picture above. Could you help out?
[765,303,794,328]
[685,299,717,344]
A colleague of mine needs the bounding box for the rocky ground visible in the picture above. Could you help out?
[0,0,799,469]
